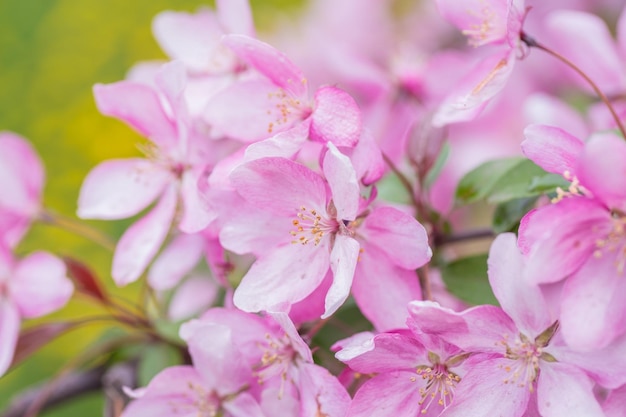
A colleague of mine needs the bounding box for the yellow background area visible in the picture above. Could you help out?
[0,0,302,415]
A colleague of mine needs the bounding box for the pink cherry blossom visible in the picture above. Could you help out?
[335,323,472,416]
[222,143,431,321]
[204,34,362,146]
[121,321,266,417]
[433,0,527,126]
[520,127,626,350]
[78,62,218,286]
[181,308,350,417]
[0,245,73,377]
[409,234,626,417]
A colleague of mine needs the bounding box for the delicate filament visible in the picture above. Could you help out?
[254,333,297,399]
[551,170,587,203]
[170,382,220,417]
[266,89,308,134]
[461,1,497,47]
[497,334,542,392]
[290,206,337,246]
[414,364,461,414]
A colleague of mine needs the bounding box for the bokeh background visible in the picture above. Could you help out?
[0,0,303,415]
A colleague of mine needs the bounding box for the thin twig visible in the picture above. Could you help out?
[434,228,495,246]
[521,31,626,139]
[381,152,421,210]
[39,209,116,251]
[2,366,106,417]
[417,265,433,301]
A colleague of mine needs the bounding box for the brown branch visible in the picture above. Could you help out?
[2,366,106,417]
[2,361,138,417]
[434,228,495,246]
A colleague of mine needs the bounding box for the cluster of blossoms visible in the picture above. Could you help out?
[4,0,626,416]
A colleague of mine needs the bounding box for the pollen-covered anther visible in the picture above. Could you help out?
[498,334,543,392]
[290,206,338,246]
[415,364,460,414]
[461,2,496,47]
[253,333,297,399]
[266,88,308,133]
[551,171,587,203]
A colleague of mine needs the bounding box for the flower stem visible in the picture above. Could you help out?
[381,152,421,210]
[521,31,626,139]
[39,209,116,251]
[418,265,433,301]
[434,228,495,246]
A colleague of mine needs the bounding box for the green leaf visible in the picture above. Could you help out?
[424,141,450,188]
[138,343,182,387]
[456,157,561,205]
[456,158,528,204]
[492,197,539,233]
[440,254,499,306]
[486,160,552,203]
[528,173,570,194]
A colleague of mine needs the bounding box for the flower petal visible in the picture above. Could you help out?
[0,300,19,377]
[433,51,515,127]
[183,322,251,396]
[121,366,206,417]
[112,186,177,286]
[168,275,218,321]
[0,132,44,215]
[537,362,604,417]
[577,132,626,211]
[518,199,607,284]
[359,206,432,269]
[352,243,421,331]
[441,357,530,417]
[222,34,307,97]
[323,143,359,221]
[203,78,300,142]
[77,159,170,220]
[148,233,205,290]
[243,121,309,161]
[299,363,351,417]
[93,82,177,149]
[10,252,73,318]
[521,124,584,176]
[323,235,360,318]
[152,10,227,74]
[560,256,626,351]
[310,86,362,147]
[216,0,255,37]
[233,242,330,312]
[336,332,426,373]
[178,168,215,233]
[488,233,553,334]
[346,371,423,417]
[546,10,626,95]
[230,157,327,217]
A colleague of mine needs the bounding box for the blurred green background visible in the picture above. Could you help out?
[0,0,302,415]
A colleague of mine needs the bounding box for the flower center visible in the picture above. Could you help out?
[498,334,542,390]
[266,88,310,134]
[290,206,338,246]
[182,382,221,417]
[496,325,559,393]
[461,2,498,47]
[411,363,461,414]
[254,332,297,398]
